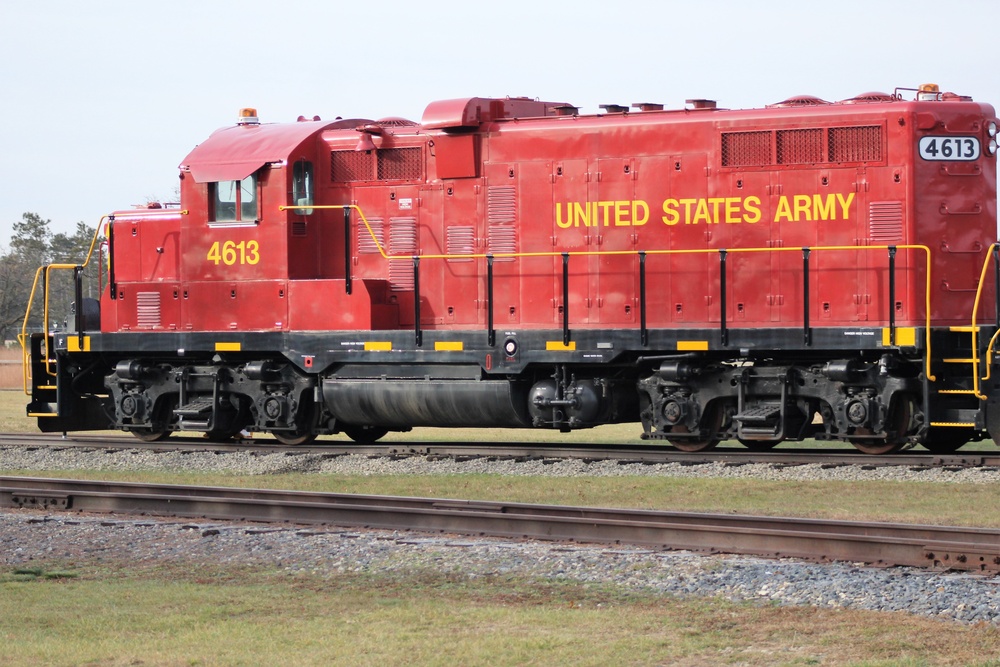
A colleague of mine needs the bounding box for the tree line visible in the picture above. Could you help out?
[1,213,106,343]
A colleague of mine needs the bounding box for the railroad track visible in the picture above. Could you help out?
[1,475,998,573]
[2,432,999,468]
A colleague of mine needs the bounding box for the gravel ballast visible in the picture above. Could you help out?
[2,445,999,624]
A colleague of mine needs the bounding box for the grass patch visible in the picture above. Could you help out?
[1,564,998,666]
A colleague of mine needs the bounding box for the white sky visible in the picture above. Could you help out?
[1,0,997,237]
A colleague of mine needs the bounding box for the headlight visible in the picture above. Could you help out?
[989,138,998,155]
[988,121,998,138]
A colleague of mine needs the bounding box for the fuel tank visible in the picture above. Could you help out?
[321,372,531,428]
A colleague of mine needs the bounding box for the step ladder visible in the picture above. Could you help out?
[932,325,985,430]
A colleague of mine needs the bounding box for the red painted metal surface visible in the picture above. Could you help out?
[104,89,998,335]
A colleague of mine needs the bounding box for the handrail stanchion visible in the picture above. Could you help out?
[562,252,570,346]
[487,254,495,347]
[413,256,422,347]
[343,207,352,295]
[639,251,648,347]
[802,247,811,346]
[888,246,897,346]
[719,249,728,347]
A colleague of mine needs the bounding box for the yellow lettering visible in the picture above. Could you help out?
[678,199,696,224]
[556,203,571,228]
[743,196,761,223]
[836,192,855,219]
[662,199,680,225]
[632,200,649,226]
[597,201,614,226]
[793,194,812,221]
[774,196,792,222]
[707,198,725,223]
[572,201,590,227]
[614,200,630,226]
[724,198,740,223]
[692,198,711,224]
[207,239,260,266]
[813,194,836,221]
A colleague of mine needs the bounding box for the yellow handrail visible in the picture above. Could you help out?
[970,243,1000,399]
[282,204,935,379]
[18,216,110,393]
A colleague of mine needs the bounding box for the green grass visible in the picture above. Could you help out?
[2,564,999,666]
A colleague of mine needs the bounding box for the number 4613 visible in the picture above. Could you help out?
[207,239,260,265]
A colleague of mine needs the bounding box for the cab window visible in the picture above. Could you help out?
[212,174,257,223]
[292,161,314,215]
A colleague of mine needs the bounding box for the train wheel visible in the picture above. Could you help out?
[922,428,970,454]
[667,405,723,452]
[272,399,319,446]
[850,435,903,455]
[850,397,912,455]
[273,429,317,446]
[342,424,389,444]
[131,428,170,443]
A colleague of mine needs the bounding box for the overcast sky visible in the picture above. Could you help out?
[1,0,997,238]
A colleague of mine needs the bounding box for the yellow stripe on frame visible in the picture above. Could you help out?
[67,336,90,352]
[546,341,576,351]
[434,341,464,351]
[881,327,916,347]
[364,341,393,351]
[215,342,242,352]
[677,340,709,351]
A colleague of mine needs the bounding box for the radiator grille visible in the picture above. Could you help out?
[446,225,475,262]
[388,216,418,291]
[487,186,516,224]
[776,128,824,164]
[358,216,385,255]
[136,292,161,328]
[722,125,884,168]
[721,131,771,167]
[869,201,904,242]
[829,125,882,162]
[331,150,374,181]
[487,225,517,262]
[377,148,422,180]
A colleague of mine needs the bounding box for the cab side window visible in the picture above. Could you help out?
[292,161,314,215]
[211,174,257,223]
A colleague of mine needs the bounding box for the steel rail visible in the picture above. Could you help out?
[2,433,999,468]
[2,476,997,573]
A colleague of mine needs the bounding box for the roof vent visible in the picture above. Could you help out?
[376,117,419,127]
[686,99,717,110]
[552,105,579,116]
[599,104,628,114]
[841,92,895,104]
[767,95,830,108]
[632,103,664,112]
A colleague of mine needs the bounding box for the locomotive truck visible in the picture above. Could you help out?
[21,84,1000,454]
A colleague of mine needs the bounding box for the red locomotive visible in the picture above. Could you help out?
[22,84,1000,454]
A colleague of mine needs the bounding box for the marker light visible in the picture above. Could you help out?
[503,338,518,356]
[237,108,259,125]
[917,83,941,101]
[989,139,998,156]
[988,121,998,138]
